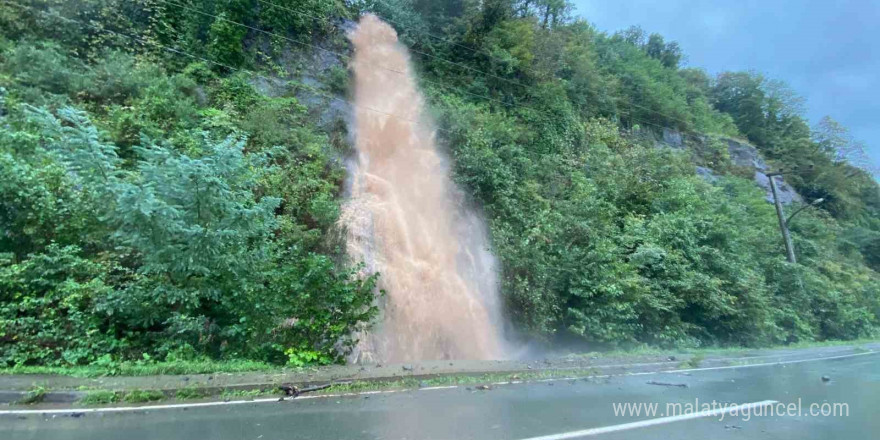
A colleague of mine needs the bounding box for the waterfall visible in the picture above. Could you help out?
[341,14,506,362]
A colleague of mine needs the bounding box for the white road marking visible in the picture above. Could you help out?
[0,397,284,414]
[518,400,779,440]
[532,348,857,372]
[0,390,405,415]
[0,350,874,415]
[505,345,862,373]
[671,350,877,374]
[531,350,879,382]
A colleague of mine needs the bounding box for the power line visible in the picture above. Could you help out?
[252,0,624,126]
[363,0,700,130]
[251,0,522,82]
[368,0,515,67]
[7,0,573,142]
[7,0,707,150]
[156,0,706,139]
[2,0,444,133]
[75,3,880,178]
[154,0,567,123]
[244,0,714,136]
[253,0,535,92]
[156,0,399,73]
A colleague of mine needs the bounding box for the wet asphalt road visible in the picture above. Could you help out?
[4,352,878,440]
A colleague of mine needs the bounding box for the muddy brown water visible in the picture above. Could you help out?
[342,15,506,363]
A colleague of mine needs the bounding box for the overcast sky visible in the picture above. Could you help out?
[572,0,880,168]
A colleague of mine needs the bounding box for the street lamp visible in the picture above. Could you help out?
[766,169,824,264]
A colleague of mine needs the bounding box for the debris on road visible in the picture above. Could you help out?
[646,380,689,388]
[279,383,333,399]
[821,375,831,382]
[279,384,300,397]
[402,365,414,372]
[475,385,492,391]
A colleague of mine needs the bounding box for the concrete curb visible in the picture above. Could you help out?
[0,390,86,405]
[2,343,877,406]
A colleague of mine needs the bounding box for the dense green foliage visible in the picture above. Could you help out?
[0,0,877,368]
[0,1,377,367]
[372,0,880,347]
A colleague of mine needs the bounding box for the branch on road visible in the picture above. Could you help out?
[279,383,333,399]
[646,381,689,388]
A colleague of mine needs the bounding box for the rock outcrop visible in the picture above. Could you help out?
[641,127,803,205]
[724,138,803,204]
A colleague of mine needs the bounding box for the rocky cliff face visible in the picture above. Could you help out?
[725,138,803,204]
[641,127,803,205]
[247,24,353,133]
[242,32,803,208]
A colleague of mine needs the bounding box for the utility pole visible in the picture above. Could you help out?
[767,170,824,264]
[767,173,797,264]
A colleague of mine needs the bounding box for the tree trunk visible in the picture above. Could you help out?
[519,0,533,17]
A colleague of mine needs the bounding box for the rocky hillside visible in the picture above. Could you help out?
[645,127,803,204]
[0,1,877,371]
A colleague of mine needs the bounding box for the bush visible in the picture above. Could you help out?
[80,390,119,405]
[0,245,117,366]
[207,13,248,68]
[0,0,876,366]
[0,99,378,366]
[436,94,879,347]
[0,42,87,98]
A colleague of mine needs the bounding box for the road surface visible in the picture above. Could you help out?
[4,352,878,439]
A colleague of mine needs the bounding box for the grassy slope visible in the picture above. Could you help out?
[3,338,876,379]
